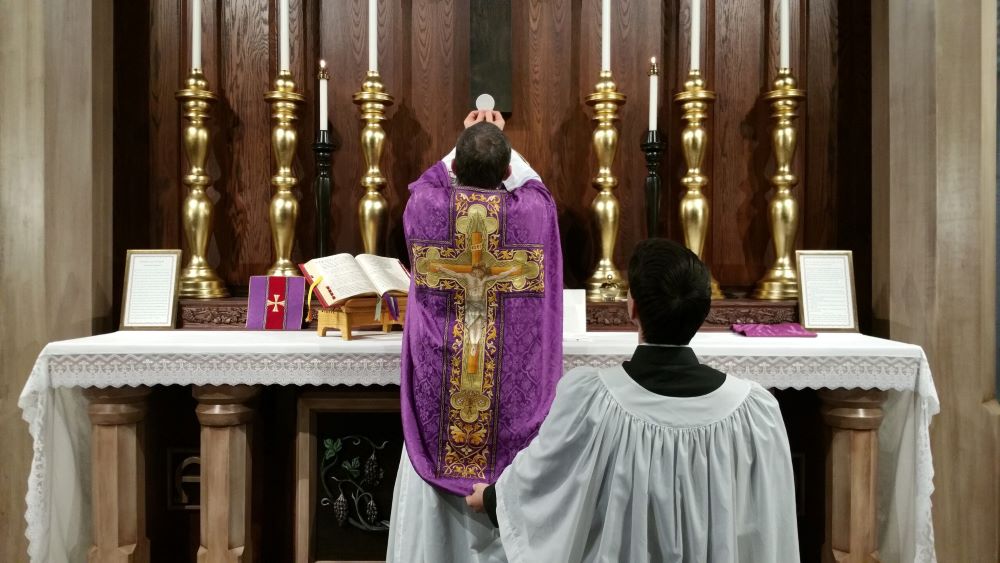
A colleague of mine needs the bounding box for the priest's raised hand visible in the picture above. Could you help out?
[464,109,505,130]
[467,239,801,563]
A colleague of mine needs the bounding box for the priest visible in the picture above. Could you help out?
[467,239,800,562]
[386,111,563,562]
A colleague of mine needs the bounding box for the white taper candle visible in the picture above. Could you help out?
[192,0,202,71]
[319,60,328,131]
[648,58,658,131]
[601,0,611,72]
[369,0,378,73]
[690,0,701,72]
[279,0,290,72]
[779,0,790,69]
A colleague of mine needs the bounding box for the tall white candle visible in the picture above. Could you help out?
[690,0,701,72]
[279,0,290,72]
[191,0,202,71]
[779,0,790,69]
[648,58,658,131]
[369,0,378,73]
[601,0,611,72]
[319,60,328,131]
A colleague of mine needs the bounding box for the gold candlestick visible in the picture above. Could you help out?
[675,70,723,300]
[176,71,229,298]
[585,70,627,302]
[754,69,805,300]
[353,71,394,256]
[264,71,305,276]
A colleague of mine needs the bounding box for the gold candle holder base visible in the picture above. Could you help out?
[753,272,798,301]
[675,70,723,300]
[179,274,229,300]
[754,69,805,301]
[585,70,627,302]
[176,71,229,299]
[264,71,305,277]
[353,71,394,256]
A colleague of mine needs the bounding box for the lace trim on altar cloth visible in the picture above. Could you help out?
[46,353,403,388]
[914,356,940,562]
[19,357,49,562]
[565,354,925,391]
[43,352,924,391]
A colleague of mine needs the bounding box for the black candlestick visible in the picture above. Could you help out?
[641,130,664,238]
[313,129,333,257]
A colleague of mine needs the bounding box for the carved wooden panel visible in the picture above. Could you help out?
[295,392,402,563]
[585,299,798,332]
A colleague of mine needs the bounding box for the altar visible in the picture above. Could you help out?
[19,330,938,562]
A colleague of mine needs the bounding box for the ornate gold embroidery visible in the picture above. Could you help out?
[412,191,544,478]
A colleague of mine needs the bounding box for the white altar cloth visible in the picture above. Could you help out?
[19,331,939,562]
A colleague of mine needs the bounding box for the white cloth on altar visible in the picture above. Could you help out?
[17,331,939,562]
[386,449,506,563]
[495,366,800,563]
[19,363,93,563]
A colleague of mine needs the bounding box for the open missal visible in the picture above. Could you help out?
[299,253,411,308]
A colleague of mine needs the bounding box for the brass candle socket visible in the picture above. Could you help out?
[176,71,229,298]
[585,70,627,302]
[753,69,805,300]
[353,71,394,256]
[675,70,724,300]
[264,71,305,277]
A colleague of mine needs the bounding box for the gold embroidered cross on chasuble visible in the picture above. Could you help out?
[412,191,544,478]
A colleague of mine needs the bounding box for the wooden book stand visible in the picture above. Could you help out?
[316,296,407,340]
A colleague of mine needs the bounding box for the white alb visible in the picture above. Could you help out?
[496,366,800,563]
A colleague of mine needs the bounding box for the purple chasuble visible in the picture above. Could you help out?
[401,161,563,496]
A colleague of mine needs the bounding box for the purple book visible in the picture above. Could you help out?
[246,275,306,330]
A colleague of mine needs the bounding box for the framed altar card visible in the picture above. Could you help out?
[295,391,403,563]
[796,250,859,332]
[120,249,182,330]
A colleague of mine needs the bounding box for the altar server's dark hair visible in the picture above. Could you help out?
[454,122,512,189]
[628,238,711,345]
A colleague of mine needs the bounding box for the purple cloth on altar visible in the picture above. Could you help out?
[731,322,817,337]
[400,161,563,495]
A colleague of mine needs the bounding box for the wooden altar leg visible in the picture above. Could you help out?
[84,387,152,563]
[193,385,260,563]
[819,388,888,563]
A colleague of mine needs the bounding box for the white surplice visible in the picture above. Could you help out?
[386,449,506,563]
[495,366,801,563]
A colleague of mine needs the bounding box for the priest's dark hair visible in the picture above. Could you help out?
[454,122,512,189]
[628,238,712,345]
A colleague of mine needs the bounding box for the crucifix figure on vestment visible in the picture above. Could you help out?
[415,201,541,424]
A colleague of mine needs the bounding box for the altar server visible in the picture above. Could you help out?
[467,238,800,563]
[387,111,563,562]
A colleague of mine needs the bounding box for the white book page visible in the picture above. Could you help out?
[307,254,377,303]
[356,254,411,296]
